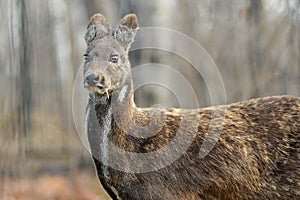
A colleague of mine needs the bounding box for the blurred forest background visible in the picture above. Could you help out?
[0,0,299,199]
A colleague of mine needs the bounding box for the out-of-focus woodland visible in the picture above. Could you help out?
[0,0,299,199]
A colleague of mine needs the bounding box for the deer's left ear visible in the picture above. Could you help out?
[112,14,138,52]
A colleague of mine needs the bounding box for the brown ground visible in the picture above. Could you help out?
[0,173,111,200]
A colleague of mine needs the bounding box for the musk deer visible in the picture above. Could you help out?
[83,13,300,200]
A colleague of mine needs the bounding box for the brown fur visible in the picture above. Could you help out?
[83,13,300,200]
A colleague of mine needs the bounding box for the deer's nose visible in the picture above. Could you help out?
[85,73,108,90]
[85,73,100,86]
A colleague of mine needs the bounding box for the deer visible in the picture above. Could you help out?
[83,13,300,200]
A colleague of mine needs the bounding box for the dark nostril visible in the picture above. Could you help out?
[85,73,99,86]
[93,75,99,83]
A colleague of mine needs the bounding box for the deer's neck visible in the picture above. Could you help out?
[86,77,137,168]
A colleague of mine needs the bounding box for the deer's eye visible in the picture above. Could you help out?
[110,55,119,63]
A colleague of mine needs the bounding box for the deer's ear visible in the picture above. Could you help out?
[85,13,110,46]
[112,14,138,52]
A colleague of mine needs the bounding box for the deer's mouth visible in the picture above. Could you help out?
[84,73,112,98]
[84,84,112,99]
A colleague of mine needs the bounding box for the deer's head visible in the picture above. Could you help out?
[83,14,138,98]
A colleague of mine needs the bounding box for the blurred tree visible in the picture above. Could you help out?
[247,0,262,97]
[17,0,32,137]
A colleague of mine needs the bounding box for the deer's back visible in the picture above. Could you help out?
[92,96,300,200]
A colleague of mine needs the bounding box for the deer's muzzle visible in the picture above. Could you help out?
[84,72,111,96]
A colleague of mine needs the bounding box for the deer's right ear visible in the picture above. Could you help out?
[112,14,138,52]
[85,13,110,46]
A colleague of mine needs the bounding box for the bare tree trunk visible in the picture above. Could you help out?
[17,0,31,137]
[5,0,32,178]
[247,0,262,97]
